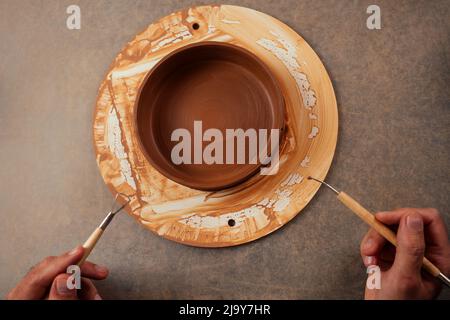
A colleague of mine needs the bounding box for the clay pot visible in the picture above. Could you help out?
[134,42,285,190]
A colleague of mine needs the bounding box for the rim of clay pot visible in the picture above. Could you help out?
[134,41,285,191]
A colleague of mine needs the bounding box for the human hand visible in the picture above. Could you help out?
[6,246,108,300]
[360,208,450,299]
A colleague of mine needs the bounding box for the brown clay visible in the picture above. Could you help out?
[135,42,285,190]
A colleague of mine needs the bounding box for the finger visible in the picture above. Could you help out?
[363,245,396,266]
[391,212,425,278]
[376,208,448,247]
[362,255,378,267]
[79,261,109,280]
[48,274,78,300]
[375,208,408,225]
[378,245,396,263]
[419,209,448,248]
[78,278,102,300]
[360,228,387,257]
[364,249,397,270]
[8,246,84,299]
[26,246,84,288]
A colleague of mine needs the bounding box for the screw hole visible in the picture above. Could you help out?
[228,219,236,227]
[192,22,200,30]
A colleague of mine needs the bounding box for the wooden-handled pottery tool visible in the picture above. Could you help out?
[77,193,131,266]
[308,177,450,287]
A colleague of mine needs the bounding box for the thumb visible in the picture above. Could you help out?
[48,274,78,300]
[392,212,425,278]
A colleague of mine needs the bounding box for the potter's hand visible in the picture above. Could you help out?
[6,246,108,300]
[360,208,450,299]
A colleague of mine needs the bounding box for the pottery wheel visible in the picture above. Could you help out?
[93,5,338,247]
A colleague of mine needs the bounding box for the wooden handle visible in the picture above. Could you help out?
[337,192,441,277]
[77,227,104,266]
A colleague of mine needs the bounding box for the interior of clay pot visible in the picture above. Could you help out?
[135,41,285,190]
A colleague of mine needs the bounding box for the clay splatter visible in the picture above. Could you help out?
[300,156,310,167]
[308,126,319,139]
[256,31,317,110]
[107,107,136,190]
[281,173,303,187]
[221,19,241,24]
[179,205,268,229]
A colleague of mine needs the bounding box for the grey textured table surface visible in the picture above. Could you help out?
[0,0,449,299]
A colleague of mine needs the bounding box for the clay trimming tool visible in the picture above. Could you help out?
[77,193,131,266]
[308,177,450,287]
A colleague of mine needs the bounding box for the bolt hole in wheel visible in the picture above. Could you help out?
[192,22,200,30]
[228,219,236,227]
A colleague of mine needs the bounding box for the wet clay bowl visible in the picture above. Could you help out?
[134,42,285,190]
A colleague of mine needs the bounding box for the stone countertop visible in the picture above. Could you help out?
[0,0,448,299]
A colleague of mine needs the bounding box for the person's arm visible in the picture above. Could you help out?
[6,246,108,300]
[360,208,450,299]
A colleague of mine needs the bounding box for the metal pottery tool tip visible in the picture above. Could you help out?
[77,193,132,266]
[99,193,132,230]
[307,176,339,195]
